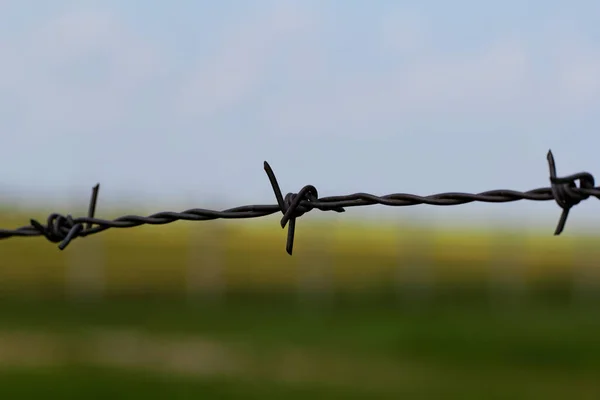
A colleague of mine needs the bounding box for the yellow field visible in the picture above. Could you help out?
[0,211,597,297]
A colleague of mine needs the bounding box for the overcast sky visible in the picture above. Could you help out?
[0,1,599,230]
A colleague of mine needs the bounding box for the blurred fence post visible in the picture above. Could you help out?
[186,222,225,303]
[66,234,106,301]
[396,224,434,305]
[487,232,527,308]
[64,192,105,300]
[572,235,600,305]
[295,227,333,308]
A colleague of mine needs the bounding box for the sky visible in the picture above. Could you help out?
[0,0,599,231]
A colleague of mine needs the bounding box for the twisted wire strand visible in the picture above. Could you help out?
[1,150,598,255]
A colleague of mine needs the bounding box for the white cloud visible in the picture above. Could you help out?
[259,38,534,137]
[551,38,600,110]
[0,8,165,139]
[0,2,598,212]
[257,14,600,138]
[379,9,430,54]
[1,4,599,145]
[175,3,319,119]
[387,39,531,110]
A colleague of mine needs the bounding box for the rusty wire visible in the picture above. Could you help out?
[0,150,598,255]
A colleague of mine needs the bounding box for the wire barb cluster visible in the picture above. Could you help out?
[1,150,599,255]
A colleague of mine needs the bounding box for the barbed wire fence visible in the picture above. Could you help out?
[1,150,598,255]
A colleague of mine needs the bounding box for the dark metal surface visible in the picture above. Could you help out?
[1,150,598,255]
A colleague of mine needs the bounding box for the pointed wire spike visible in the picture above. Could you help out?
[263,161,285,211]
[58,224,83,250]
[547,150,557,179]
[554,209,569,235]
[547,149,566,235]
[285,218,296,255]
[86,183,100,230]
[264,160,295,254]
[30,219,48,240]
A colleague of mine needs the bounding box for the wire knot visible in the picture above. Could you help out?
[547,150,595,235]
[30,214,86,250]
[263,161,344,255]
[280,186,319,226]
[29,184,101,250]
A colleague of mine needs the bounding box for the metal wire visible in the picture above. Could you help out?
[1,150,598,255]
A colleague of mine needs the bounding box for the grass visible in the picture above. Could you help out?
[0,298,600,398]
[0,367,399,399]
[0,214,596,296]
[1,211,600,397]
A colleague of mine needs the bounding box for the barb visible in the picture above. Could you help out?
[1,150,599,255]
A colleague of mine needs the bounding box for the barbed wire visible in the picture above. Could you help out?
[0,150,598,255]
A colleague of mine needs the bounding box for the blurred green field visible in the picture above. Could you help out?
[0,300,600,398]
[1,211,600,398]
[0,212,597,298]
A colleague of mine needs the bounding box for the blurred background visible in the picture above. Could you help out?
[1,0,600,398]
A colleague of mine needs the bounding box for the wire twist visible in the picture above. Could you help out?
[0,150,598,255]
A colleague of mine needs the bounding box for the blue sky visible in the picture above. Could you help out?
[1,0,599,230]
